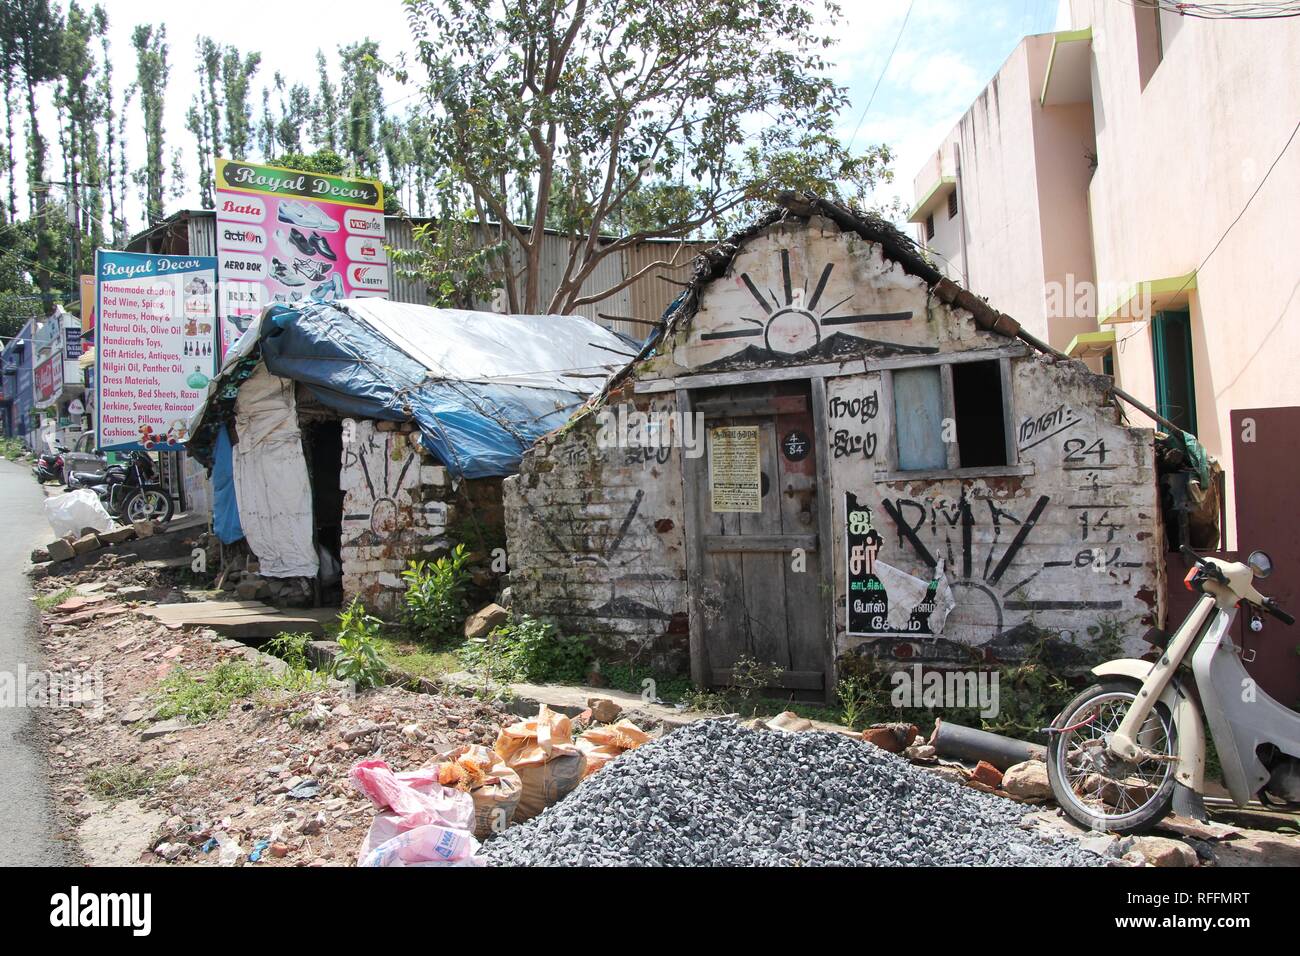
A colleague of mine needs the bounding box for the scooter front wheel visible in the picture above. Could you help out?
[1047,680,1178,835]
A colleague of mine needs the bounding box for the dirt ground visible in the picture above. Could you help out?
[33,559,508,867]
[28,549,1300,869]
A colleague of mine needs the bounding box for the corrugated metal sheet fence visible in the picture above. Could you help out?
[384,218,708,338]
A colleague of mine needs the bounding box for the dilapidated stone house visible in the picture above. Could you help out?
[504,194,1166,701]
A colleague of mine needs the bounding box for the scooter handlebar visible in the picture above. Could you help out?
[1263,599,1295,626]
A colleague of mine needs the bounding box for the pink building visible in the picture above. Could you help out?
[909,0,1300,554]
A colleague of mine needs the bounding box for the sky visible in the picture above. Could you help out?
[31,0,1065,236]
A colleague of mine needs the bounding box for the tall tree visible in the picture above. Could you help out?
[3,0,62,305]
[220,45,260,159]
[55,1,107,280]
[131,24,169,225]
[311,51,339,153]
[338,40,383,176]
[187,37,224,208]
[403,0,887,315]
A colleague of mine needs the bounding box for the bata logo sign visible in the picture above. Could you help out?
[218,195,266,223]
[349,264,389,290]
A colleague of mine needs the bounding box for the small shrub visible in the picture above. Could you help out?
[401,545,472,642]
[265,631,313,671]
[331,598,387,689]
[459,614,593,685]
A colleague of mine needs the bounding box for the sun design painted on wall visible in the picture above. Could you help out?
[342,432,419,545]
[699,249,915,356]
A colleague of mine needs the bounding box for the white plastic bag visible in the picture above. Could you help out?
[349,759,482,867]
[43,489,114,538]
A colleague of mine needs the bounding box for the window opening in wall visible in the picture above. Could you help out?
[888,356,1016,476]
[951,359,1008,468]
[924,213,935,241]
[947,188,958,219]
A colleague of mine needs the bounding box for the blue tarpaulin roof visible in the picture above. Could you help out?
[187,299,637,479]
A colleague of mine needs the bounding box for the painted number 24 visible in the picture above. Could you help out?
[1063,437,1107,464]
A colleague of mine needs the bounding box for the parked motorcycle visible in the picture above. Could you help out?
[32,445,67,484]
[1046,545,1298,833]
[68,450,174,524]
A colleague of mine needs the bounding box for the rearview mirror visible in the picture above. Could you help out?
[1247,550,1273,578]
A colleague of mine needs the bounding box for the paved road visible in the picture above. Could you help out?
[0,459,67,865]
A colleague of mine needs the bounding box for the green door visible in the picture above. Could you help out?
[1151,310,1197,435]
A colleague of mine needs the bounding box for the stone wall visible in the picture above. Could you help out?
[339,418,453,617]
[502,388,690,672]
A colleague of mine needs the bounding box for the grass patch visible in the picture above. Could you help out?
[35,587,77,611]
[153,660,313,723]
[375,633,462,681]
[0,436,29,460]
[86,762,193,801]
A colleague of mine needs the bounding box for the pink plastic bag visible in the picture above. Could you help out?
[349,759,481,867]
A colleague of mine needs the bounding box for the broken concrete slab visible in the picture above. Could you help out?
[587,696,622,723]
[54,594,111,614]
[71,533,103,556]
[1002,760,1053,800]
[135,599,337,639]
[99,526,138,546]
[140,718,201,741]
[1131,835,1199,867]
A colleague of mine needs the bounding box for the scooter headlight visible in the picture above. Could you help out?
[1247,550,1273,578]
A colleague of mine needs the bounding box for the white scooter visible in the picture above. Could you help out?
[1047,546,1299,834]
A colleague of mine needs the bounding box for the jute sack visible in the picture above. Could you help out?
[493,705,586,821]
[434,744,523,839]
[576,719,651,778]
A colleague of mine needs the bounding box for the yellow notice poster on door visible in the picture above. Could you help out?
[709,425,762,513]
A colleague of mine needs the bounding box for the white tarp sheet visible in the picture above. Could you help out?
[340,299,637,392]
[231,365,319,578]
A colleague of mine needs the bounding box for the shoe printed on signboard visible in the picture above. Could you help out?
[309,233,338,261]
[270,257,306,286]
[286,227,319,257]
[277,199,339,233]
[292,257,331,283]
[310,273,345,302]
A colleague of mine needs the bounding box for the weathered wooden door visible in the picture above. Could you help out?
[687,381,828,697]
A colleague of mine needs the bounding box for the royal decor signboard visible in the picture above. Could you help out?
[94,250,218,452]
[214,158,388,356]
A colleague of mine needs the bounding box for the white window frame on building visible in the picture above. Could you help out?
[876,348,1030,482]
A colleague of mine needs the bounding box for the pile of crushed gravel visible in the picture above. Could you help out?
[482,720,1100,866]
